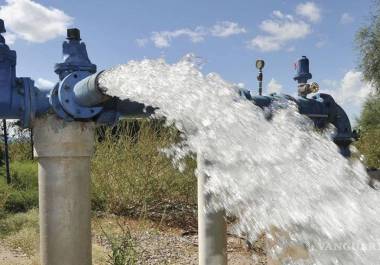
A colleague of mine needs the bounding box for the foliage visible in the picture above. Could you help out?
[4,189,38,213]
[91,119,197,218]
[357,94,380,129]
[8,123,33,162]
[355,1,380,168]
[356,0,380,91]
[0,161,38,213]
[100,220,138,265]
[355,95,380,168]
[0,209,39,258]
[0,209,38,237]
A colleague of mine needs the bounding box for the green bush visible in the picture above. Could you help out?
[4,190,38,213]
[9,141,33,162]
[355,95,380,168]
[0,209,38,237]
[0,161,38,213]
[10,161,38,190]
[91,120,197,217]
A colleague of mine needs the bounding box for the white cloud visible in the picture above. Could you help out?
[340,13,354,24]
[0,0,72,44]
[272,10,294,20]
[151,32,170,48]
[35,78,55,89]
[151,27,206,48]
[210,21,246,37]
[267,78,283,93]
[248,11,311,52]
[321,71,374,122]
[296,2,321,23]
[143,21,245,48]
[248,35,282,52]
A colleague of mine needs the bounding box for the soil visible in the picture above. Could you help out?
[0,215,267,265]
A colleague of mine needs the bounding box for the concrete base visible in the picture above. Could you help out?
[197,158,227,265]
[33,116,95,265]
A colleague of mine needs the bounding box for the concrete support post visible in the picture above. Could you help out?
[197,157,227,265]
[33,115,95,265]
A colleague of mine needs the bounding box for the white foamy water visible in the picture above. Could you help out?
[99,55,380,265]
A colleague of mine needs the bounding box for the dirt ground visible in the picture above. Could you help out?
[0,215,267,265]
[0,245,36,265]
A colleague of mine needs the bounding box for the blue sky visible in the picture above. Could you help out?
[0,0,375,122]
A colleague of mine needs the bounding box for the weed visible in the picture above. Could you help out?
[100,219,138,265]
[91,120,197,221]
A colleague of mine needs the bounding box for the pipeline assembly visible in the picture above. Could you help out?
[0,18,358,265]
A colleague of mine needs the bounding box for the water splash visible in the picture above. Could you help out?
[99,55,380,264]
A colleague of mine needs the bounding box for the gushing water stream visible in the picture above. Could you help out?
[99,55,380,265]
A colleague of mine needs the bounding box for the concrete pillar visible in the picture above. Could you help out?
[33,115,95,265]
[197,157,227,265]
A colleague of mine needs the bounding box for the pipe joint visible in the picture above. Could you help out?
[50,71,106,120]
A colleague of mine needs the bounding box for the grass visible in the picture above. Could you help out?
[0,209,39,258]
[0,210,138,265]
[100,220,138,265]
[0,209,141,265]
[0,161,38,213]
[91,120,197,224]
[1,119,197,222]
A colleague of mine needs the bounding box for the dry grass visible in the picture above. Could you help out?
[91,120,197,225]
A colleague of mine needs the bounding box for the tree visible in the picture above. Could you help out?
[356,0,380,91]
[355,95,380,168]
[355,1,380,168]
